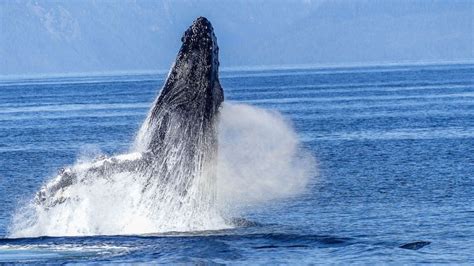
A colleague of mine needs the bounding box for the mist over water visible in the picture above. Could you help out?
[8,103,313,237]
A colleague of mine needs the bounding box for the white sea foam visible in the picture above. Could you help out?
[9,103,315,237]
[0,243,130,262]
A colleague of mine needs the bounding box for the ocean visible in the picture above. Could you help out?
[0,63,473,263]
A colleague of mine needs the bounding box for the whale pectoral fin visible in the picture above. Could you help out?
[35,170,77,207]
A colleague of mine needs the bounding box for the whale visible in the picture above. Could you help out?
[35,17,224,208]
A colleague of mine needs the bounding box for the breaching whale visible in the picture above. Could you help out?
[35,17,224,208]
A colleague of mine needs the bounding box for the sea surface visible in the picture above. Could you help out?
[0,63,473,263]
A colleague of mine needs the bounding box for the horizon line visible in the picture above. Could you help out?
[1,59,473,81]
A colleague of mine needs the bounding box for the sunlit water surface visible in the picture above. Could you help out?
[0,64,473,263]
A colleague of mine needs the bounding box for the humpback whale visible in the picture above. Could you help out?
[35,17,224,209]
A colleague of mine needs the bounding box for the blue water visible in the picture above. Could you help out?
[0,64,473,263]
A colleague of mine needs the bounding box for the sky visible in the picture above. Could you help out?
[0,0,473,76]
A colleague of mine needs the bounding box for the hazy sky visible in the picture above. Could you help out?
[1,0,473,75]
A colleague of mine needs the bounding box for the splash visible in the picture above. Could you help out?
[9,103,314,237]
[216,103,315,209]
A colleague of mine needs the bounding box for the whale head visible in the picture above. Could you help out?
[150,17,223,121]
[139,17,224,157]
